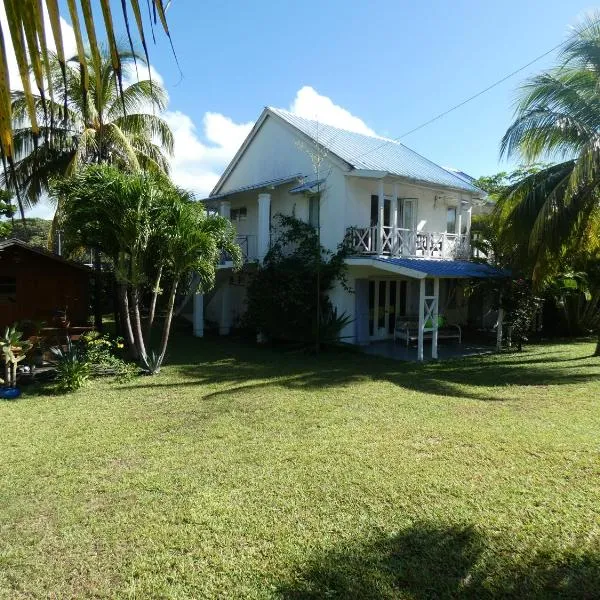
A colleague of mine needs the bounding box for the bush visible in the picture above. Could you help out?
[50,340,90,393]
[79,332,138,382]
[244,214,352,348]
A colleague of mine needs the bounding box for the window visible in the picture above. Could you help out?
[446,207,457,234]
[309,195,320,228]
[0,276,16,304]
[400,199,416,230]
[230,207,247,222]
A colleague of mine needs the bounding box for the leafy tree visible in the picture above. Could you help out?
[7,218,52,247]
[3,47,173,215]
[52,165,241,373]
[244,214,352,348]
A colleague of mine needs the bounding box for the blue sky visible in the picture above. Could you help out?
[3,0,597,216]
[150,0,593,178]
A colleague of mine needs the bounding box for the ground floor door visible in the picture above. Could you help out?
[368,279,407,340]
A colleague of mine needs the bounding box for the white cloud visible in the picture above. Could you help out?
[289,85,375,135]
[164,110,253,197]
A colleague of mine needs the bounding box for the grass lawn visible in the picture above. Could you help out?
[0,333,599,599]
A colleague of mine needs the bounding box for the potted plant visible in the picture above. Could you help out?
[1,326,33,399]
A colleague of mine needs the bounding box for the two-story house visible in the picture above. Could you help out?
[192,107,504,360]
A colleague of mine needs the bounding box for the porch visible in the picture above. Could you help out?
[362,339,495,362]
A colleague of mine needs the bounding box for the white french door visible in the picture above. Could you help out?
[368,279,408,340]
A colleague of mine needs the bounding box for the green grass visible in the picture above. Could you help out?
[1,334,599,599]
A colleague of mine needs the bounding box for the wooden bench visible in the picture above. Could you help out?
[394,318,462,347]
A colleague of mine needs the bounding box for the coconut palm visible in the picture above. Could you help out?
[3,46,173,213]
[0,1,174,185]
[498,14,600,354]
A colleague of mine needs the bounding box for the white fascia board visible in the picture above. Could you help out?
[345,257,426,279]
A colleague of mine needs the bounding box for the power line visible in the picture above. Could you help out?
[354,17,600,161]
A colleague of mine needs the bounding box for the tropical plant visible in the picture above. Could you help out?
[52,164,241,373]
[244,214,352,348]
[0,1,174,206]
[498,14,600,354]
[50,337,89,392]
[1,325,33,387]
[3,46,173,215]
[79,330,137,381]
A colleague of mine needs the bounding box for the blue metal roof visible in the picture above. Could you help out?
[269,108,483,194]
[375,257,508,278]
[289,178,325,193]
[206,174,303,201]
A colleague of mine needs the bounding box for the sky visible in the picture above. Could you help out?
[3,0,596,218]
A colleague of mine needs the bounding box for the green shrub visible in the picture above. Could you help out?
[50,340,90,393]
[79,332,138,382]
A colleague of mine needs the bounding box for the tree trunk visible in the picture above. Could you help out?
[118,283,138,360]
[130,287,149,368]
[156,280,179,371]
[145,265,163,345]
[93,249,103,332]
[595,331,600,357]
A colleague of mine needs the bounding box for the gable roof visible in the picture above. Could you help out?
[0,238,91,272]
[268,108,483,194]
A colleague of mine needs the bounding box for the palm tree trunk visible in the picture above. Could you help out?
[93,249,103,331]
[156,280,179,371]
[118,283,138,360]
[145,265,163,345]
[130,287,149,368]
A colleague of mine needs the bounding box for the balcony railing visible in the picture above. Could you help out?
[220,234,258,264]
[348,226,471,259]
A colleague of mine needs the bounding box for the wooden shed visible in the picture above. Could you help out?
[0,239,91,330]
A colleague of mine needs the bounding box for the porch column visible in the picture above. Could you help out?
[377,180,385,254]
[418,277,425,361]
[391,183,399,254]
[257,193,271,263]
[193,292,204,337]
[219,284,231,335]
[432,278,440,359]
[496,307,504,352]
[354,279,370,345]
[219,200,231,220]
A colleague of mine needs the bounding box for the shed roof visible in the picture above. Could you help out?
[0,239,91,272]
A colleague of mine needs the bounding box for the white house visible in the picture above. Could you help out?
[192,107,503,360]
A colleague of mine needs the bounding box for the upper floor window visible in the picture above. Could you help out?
[231,207,247,222]
[446,207,457,234]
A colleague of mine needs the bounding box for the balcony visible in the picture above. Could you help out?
[348,226,471,260]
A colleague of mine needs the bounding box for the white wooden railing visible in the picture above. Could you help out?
[348,226,471,259]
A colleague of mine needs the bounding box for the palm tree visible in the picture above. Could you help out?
[498,14,600,354]
[0,1,174,186]
[3,47,173,212]
[52,165,241,373]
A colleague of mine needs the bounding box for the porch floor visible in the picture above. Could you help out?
[362,339,496,362]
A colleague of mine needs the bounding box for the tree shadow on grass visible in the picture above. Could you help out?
[129,334,600,402]
[278,522,600,599]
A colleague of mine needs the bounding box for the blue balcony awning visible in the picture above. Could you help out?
[373,256,509,279]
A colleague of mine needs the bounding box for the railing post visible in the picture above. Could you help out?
[377,180,385,254]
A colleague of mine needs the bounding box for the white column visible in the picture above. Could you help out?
[193,292,204,337]
[391,183,399,255]
[377,180,384,254]
[257,193,271,263]
[219,200,231,220]
[418,277,425,361]
[219,284,231,335]
[496,307,504,352]
[457,206,463,237]
[432,278,439,359]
